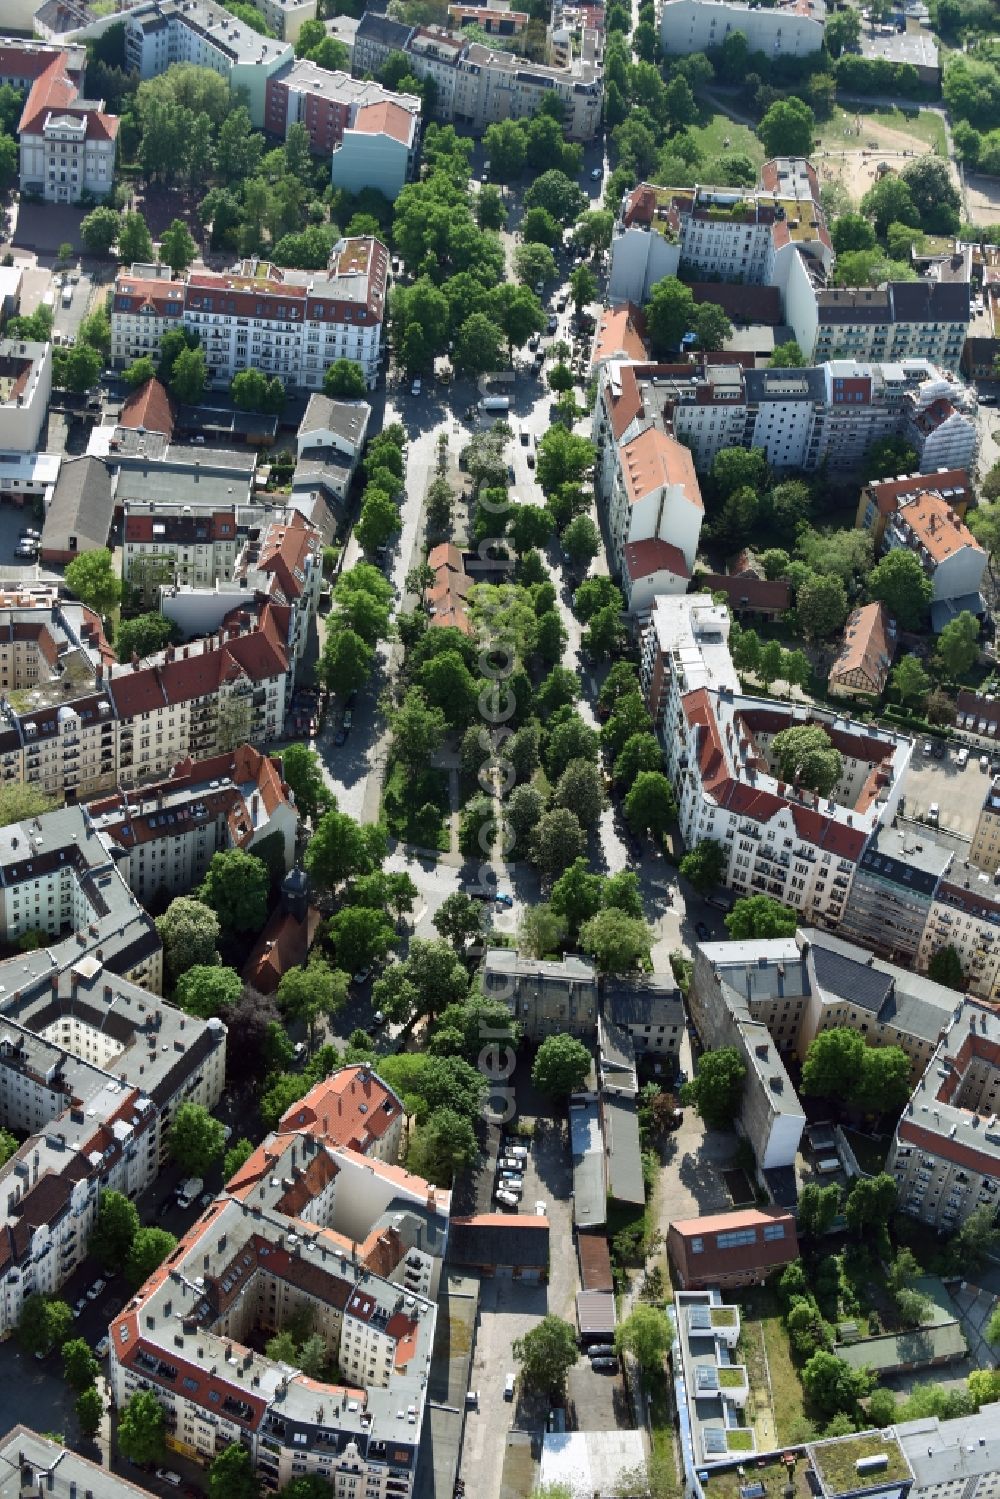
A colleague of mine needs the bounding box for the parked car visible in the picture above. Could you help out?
[527,452,535,468]
[587,1344,616,1357]
[73,1296,87,1317]
[334,725,348,746]
[495,1189,518,1209]
[590,166,602,180]
[928,802,940,825]
[520,429,530,445]
[411,378,421,396]
[504,1373,516,1400]
[923,740,933,757]
[591,1356,619,1371]
[958,747,970,767]
[695,921,710,941]
[156,1472,182,1488]
[14,542,38,560]
[495,892,513,908]
[19,528,39,540]
[87,1278,106,1301]
[96,1335,111,1359]
[342,710,353,730]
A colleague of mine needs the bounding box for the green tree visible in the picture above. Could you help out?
[770,340,807,368]
[198,849,268,933]
[169,344,207,404]
[0,1129,17,1167]
[725,896,798,940]
[682,1048,746,1129]
[615,1304,671,1370]
[115,612,175,663]
[54,341,103,395]
[390,688,447,776]
[513,242,557,288]
[831,212,876,254]
[279,744,332,824]
[531,807,587,880]
[65,548,121,618]
[758,97,815,158]
[327,905,396,974]
[0,784,55,828]
[173,964,239,1018]
[862,434,918,482]
[118,210,155,264]
[76,1385,104,1441]
[694,302,733,352]
[90,1189,139,1272]
[869,548,932,630]
[168,1101,226,1177]
[532,1033,591,1096]
[952,1204,1000,1270]
[483,119,527,179]
[224,1138,255,1180]
[613,732,662,792]
[645,276,695,355]
[117,1390,166,1465]
[18,1295,72,1357]
[802,1028,866,1100]
[562,514,600,570]
[159,217,197,274]
[306,807,386,888]
[278,959,348,1047]
[454,312,506,377]
[324,358,367,398]
[123,356,157,388]
[900,155,961,232]
[319,626,373,697]
[517,903,567,960]
[771,724,842,796]
[927,943,966,991]
[826,5,861,54]
[711,445,769,500]
[553,759,605,830]
[80,205,120,256]
[126,1227,178,1291]
[432,892,485,951]
[407,1106,478,1184]
[579,909,652,974]
[209,1443,258,1499]
[891,654,930,709]
[855,1045,912,1116]
[156,897,220,981]
[513,1315,579,1395]
[624,771,675,840]
[679,838,726,894]
[936,611,979,679]
[569,263,597,315]
[797,1184,842,1239]
[802,1351,869,1418]
[797,572,848,641]
[62,1337,100,1392]
[844,1173,898,1234]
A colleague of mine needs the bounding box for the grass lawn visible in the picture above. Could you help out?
[812,1434,910,1495]
[814,105,947,156]
[761,1313,808,1443]
[382,761,451,851]
[689,110,765,169]
[648,1381,683,1499]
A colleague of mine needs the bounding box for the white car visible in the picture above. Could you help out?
[87,1278,106,1301]
[495,1188,518,1209]
[590,166,602,180]
[96,1335,110,1359]
[156,1472,182,1489]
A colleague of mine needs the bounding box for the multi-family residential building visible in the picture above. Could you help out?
[124,0,294,127]
[855,467,972,550]
[449,3,529,34]
[483,949,599,1040]
[248,0,316,43]
[0,796,229,1335]
[593,357,979,481]
[640,594,911,928]
[0,340,51,454]
[609,159,833,307]
[602,423,704,613]
[883,490,987,627]
[234,510,324,666]
[123,503,241,608]
[0,1428,197,1499]
[827,603,895,701]
[353,12,415,76]
[110,1079,451,1493]
[659,0,826,57]
[278,1065,405,1164]
[86,744,297,905]
[888,999,1000,1229]
[917,875,1000,1003]
[803,282,971,371]
[16,46,118,203]
[971,777,1000,873]
[264,61,421,197]
[672,1290,755,1465]
[111,241,387,392]
[0,40,86,94]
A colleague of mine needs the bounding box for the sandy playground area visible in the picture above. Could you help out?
[813,112,953,207]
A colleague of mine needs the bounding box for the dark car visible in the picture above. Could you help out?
[695,921,710,941]
[334,726,348,746]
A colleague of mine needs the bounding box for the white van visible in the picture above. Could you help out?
[957,747,970,767]
[928,802,940,825]
[495,1188,518,1209]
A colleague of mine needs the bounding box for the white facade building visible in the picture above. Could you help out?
[659,0,826,57]
[0,339,51,454]
[16,50,117,204]
[111,241,387,392]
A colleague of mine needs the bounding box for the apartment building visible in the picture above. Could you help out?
[971,778,1000,873]
[331,99,421,202]
[353,12,415,76]
[602,423,704,612]
[234,510,324,667]
[883,491,987,621]
[917,877,1000,1004]
[0,340,51,454]
[659,0,826,58]
[111,240,387,392]
[87,743,297,905]
[609,159,833,307]
[278,1065,405,1164]
[249,0,315,43]
[888,1001,1000,1229]
[483,949,599,1040]
[123,503,241,608]
[640,594,910,927]
[805,282,970,372]
[124,0,294,128]
[839,823,954,966]
[0,40,86,93]
[672,1290,754,1465]
[17,48,118,203]
[264,61,420,191]
[110,1095,451,1494]
[0,1428,198,1499]
[856,468,972,550]
[827,603,895,701]
[593,357,979,480]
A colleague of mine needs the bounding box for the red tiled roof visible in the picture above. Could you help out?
[352,99,416,146]
[19,51,118,142]
[701,573,790,613]
[623,537,689,582]
[119,377,174,437]
[242,905,321,995]
[278,1065,403,1154]
[866,468,970,517]
[620,426,702,510]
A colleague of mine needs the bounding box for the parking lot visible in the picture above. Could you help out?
[902,745,993,839]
